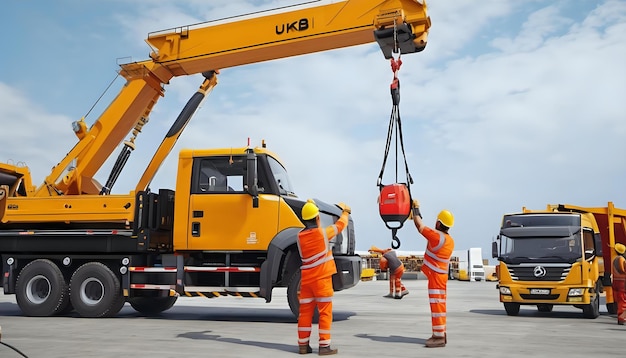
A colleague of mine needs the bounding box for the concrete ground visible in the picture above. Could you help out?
[0,278,622,357]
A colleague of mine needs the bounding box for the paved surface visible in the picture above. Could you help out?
[0,278,622,357]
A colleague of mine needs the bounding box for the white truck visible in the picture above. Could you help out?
[468,247,485,281]
[451,248,485,281]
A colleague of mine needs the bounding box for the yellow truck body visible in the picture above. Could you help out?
[493,202,626,318]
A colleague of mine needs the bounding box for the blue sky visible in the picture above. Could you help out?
[2,0,625,261]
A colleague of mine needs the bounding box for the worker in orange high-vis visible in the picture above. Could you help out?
[411,199,455,348]
[369,246,408,299]
[612,243,626,325]
[297,199,351,355]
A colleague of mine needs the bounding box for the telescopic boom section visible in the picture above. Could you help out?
[37,0,430,197]
[145,0,430,75]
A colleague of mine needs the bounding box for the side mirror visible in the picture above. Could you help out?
[492,240,498,259]
[245,148,259,208]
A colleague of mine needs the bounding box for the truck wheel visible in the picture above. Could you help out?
[536,304,553,312]
[70,262,125,318]
[286,270,319,321]
[15,259,70,317]
[504,302,520,316]
[582,291,600,319]
[129,296,177,315]
[287,270,302,318]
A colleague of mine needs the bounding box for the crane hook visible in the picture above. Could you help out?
[391,228,401,249]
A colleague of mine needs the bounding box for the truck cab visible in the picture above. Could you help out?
[129,143,360,318]
[493,209,603,318]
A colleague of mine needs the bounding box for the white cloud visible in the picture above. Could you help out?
[1,0,625,261]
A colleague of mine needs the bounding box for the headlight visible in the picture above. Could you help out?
[499,286,511,295]
[568,288,585,296]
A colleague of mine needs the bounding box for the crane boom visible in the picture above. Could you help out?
[35,0,430,197]
[145,0,430,74]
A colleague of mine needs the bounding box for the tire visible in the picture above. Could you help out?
[15,259,70,317]
[70,262,125,318]
[286,270,319,321]
[129,296,177,315]
[537,304,553,312]
[582,287,600,319]
[287,269,302,319]
[504,302,520,316]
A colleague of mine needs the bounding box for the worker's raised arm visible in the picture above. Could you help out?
[411,199,424,233]
[324,203,351,240]
[369,246,389,255]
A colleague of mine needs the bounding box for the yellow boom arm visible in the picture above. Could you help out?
[36,0,430,197]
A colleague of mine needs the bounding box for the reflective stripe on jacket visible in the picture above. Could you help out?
[421,226,454,275]
[297,211,349,285]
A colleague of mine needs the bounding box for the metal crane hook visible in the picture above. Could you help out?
[391,228,401,249]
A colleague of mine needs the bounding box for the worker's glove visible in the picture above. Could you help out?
[337,202,351,214]
[411,199,422,219]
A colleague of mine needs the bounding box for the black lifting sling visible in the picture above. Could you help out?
[377,56,414,250]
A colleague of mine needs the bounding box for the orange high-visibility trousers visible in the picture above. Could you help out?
[613,279,626,323]
[389,266,406,296]
[425,270,448,338]
[297,276,334,347]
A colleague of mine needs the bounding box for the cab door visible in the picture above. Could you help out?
[186,155,280,251]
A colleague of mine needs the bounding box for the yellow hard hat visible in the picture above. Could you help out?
[301,199,320,220]
[615,243,626,255]
[437,210,454,228]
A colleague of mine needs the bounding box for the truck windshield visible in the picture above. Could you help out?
[500,233,582,262]
[267,157,296,196]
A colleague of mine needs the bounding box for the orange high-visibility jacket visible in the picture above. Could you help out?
[297,212,349,285]
[421,226,454,276]
[613,255,626,282]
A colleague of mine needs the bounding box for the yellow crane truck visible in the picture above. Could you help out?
[0,1,431,318]
[492,202,626,318]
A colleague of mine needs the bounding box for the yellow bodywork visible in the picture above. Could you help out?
[499,202,626,311]
[498,260,597,305]
[173,146,304,251]
[5,0,429,203]
[499,207,601,307]
[1,1,431,229]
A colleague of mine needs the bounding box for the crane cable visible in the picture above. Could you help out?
[376,55,414,250]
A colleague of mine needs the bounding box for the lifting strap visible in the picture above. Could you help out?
[377,56,414,250]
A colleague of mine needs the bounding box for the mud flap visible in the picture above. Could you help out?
[332,255,362,291]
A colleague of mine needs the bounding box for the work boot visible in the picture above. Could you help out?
[394,289,409,299]
[318,345,338,355]
[425,335,446,348]
[299,344,313,354]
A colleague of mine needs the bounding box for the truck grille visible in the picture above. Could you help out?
[507,263,571,281]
